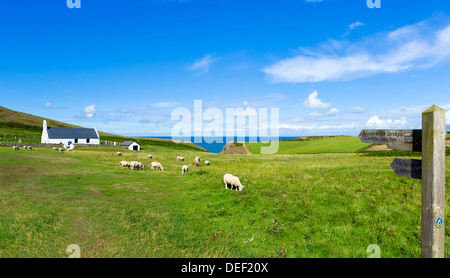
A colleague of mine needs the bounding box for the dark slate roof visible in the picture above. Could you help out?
[47,127,99,139]
[120,140,137,146]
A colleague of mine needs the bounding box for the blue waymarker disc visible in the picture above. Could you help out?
[435,216,444,228]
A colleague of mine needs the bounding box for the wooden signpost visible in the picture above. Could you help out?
[359,129,422,151]
[360,105,446,258]
[390,158,422,180]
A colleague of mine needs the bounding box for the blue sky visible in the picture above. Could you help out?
[1,0,450,136]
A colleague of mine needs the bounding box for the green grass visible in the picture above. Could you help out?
[247,136,371,154]
[1,145,449,258]
[0,106,205,151]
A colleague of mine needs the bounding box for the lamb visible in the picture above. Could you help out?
[223,173,244,191]
[205,160,210,166]
[182,165,189,174]
[177,156,184,161]
[194,157,200,166]
[59,148,65,152]
[147,155,152,159]
[27,146,32,150]
[130,161,145,170]
[151,161,164,171]
[117,152,122,156]
[12,146,19,150]
[120,161,130,168]
[23,146,27,150]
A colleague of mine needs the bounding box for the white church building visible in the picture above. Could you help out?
[41,120,100,147]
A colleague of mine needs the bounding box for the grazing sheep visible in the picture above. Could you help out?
[182,165,189,174]
[223,173,244,191]
[68,148,73,152]
[177,156,184,161]
[53,147,58,151]
[130,161,145,170]
[194,157,200,166]
[205,160,210,166]
[12,146,19,150]
[120,161,130,168]
[27,146,32,150]
[23,146,27,150]
[59,148,65,152]
[147,154,152,159]
[117,152,122,156]
[151,161,164,171]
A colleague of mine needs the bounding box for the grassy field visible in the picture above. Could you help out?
[1,144,449,258]
[246,136,371,154]
[0,106,206,152]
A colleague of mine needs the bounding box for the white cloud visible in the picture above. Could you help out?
[153,102,179,108]
[44,102,66,109]
[344,21,365,36]
[189,54,216,74]
[350,106,366,113]
[349,21,364,30]
[44,102,56,109]
[326,107,339,116]
[288,116,305,123]
[308,112,322,119]
[279,122,358,131]
[84,105,96,118]
[232,107,258,118]
[366,115,407,129]
[44,102,57,109]
[302,91,332,109]
[263,19,450,83]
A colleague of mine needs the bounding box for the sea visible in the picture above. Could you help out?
[143,136,299,153]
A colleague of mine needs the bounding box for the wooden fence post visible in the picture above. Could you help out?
[421,105,446,258]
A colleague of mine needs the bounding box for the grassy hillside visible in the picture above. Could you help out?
[0,106,205,152]
[246,136,371,154]
[1,144,449,258]
[0,106,82,139]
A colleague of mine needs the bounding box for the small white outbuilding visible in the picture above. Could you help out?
[121,140,140,151]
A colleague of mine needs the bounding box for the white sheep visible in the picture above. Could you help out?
[205,160,210,166]
[147,154,152,159]
[151,161,164,171]
[130,161,145,170]
[194,157,200,166]
[23,146,27,150]
[177,156,184,161]
[223,173,244,191]
[120,161,130,168]
[12,146,19,150]
[59,148,65,152]
[182,165,189,174]
[53,147,58,151]
[117,152,122,156]
[27,146,32,150]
